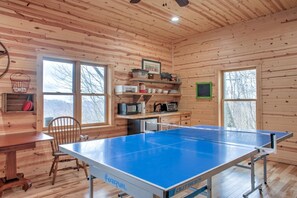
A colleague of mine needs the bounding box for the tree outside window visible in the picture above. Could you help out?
[42,58,108,127]
[223,69,257,130]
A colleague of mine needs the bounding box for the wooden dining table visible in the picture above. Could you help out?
[0,132,53,195]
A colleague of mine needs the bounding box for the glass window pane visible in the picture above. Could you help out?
[224,69,256,99]
[82,95,106,124]
[81,64,105,94]
[43,59,73,93]
[43,95,74,127]
[224,101,256,129]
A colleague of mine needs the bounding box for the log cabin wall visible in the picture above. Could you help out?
[0,1,172,174]
[173,7,297,165]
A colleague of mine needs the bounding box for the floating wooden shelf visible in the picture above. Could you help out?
[115,92,181,103]
[129,78,182,85]
[115,93,181,97]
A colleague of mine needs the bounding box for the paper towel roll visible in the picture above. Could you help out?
[141,101,146,114]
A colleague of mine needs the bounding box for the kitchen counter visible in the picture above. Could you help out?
[116,111,191,119]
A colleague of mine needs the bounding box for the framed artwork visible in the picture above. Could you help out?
[142,59,161,74]
[196,82,212,99]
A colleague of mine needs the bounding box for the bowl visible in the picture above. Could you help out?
[157,89,163,93]
[163,90,169,94]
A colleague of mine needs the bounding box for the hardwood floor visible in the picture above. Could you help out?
[2,160,297,198]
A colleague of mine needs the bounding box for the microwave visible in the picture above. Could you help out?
[118,103,142,115]
[115,85,138,94]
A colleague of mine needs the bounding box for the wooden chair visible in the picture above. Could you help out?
[48,116,88,185]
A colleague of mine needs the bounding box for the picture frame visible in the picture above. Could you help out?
[196,82,212,99]
[142,59,161,74]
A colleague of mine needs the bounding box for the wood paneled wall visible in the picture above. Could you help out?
[0,1,172,174]
[173,7,297,165]
[0,0,297,176]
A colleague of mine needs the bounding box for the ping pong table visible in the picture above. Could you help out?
[59,125,292,198]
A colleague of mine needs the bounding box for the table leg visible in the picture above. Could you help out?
[0,151,32,194]
[263,155,267,184]
[207,178,212,198]
[243,156,262,197]
[89,175,94,198]
[6,151,17,180]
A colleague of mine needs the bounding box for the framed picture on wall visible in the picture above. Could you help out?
[196,82,212,99]
[142,59,161,74]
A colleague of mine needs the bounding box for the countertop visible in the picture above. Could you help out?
[116,111,191,119]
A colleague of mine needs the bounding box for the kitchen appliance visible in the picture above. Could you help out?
[118,103,142,115]
[128,118,158,135]
[115,85,138,94]
[166,102,178,112]
[153,102,178,112]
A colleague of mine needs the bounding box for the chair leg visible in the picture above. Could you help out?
[52,157,59,185]
[82,161,88,179]
[75,158,80,171]
[49,159,55,176]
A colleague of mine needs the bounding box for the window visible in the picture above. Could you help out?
[41,57,109,128]
[222,68,257,129]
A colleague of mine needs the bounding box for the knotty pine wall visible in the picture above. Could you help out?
[0,1,172,174]
[174,7,297,165]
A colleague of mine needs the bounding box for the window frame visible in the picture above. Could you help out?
[37,56,112,131]
[219,66,262,129]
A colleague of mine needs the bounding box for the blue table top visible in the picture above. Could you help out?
[60,125,291,190]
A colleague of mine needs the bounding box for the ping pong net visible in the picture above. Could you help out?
[145,122,277,154]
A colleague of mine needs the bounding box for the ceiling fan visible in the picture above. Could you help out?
[130,0,189,7]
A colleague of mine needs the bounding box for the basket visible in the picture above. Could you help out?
[10,72,31,93]
[131,69,149,79]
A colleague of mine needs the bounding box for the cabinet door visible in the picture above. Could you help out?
[160,115,180,125]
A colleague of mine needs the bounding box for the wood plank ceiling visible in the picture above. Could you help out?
[12,0,297,42]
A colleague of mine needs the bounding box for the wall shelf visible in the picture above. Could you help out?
[115,93,181,97]
[2,93,35,113]
[129,78,182,85]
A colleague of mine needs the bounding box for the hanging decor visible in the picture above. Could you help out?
[0,41,10,79]
[10,72,31,93]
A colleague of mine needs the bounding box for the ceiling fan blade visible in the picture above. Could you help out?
[130,0,141,3]
[176,0,189,7]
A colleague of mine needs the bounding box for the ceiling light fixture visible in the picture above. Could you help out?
[130,0,189,7]
[171,16,180,22]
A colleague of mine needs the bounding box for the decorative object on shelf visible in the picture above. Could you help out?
[132,68,149,79]
[22,95,34,111]
[142,59,161,74]
[152,74,161,80]
[160,72,172,81]
[148,73,154,79]
[171,74,179,82]
[10,72,31,93]
[139,83,146,93]
[196,82,212,99]
[0,41,10,79]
